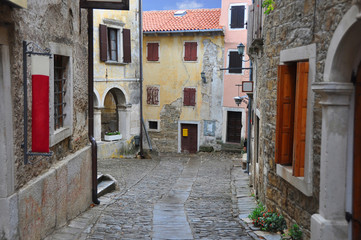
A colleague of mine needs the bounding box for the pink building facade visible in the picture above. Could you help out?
[220,0,252,144]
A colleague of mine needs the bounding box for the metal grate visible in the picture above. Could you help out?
[54,55,67,130]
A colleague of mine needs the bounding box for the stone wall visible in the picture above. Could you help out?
[248,0,354,238]
[0,0,89,190]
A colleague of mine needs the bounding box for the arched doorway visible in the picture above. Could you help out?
[101,87,130,141]
[311,5,361,240]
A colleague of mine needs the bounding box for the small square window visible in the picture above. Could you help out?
[183,88,196,106]
[149,121,158,130]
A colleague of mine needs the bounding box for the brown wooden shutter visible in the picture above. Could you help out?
[189,88,196,106]
[184,42,191,61]
[229,51,242,73]
[123,28,131,63]
[183,88,190,105]
[147,43,159,61]
[190,42,197,61]
[275,64,296,165]
[293,62,309,177]
[230,6,245,28]
[99,24,108,62]
[147,87,152,104]
[154,87,159,104]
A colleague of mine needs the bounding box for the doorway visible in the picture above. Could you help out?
[181,124,197,153]
[353,64,361,240]
[226,111,242,143]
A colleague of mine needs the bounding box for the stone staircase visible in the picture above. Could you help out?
[220,142,244,153]
[97,174,117,198]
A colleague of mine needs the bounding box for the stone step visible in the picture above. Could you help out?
[221,143,244,153]
[97,174,117,198]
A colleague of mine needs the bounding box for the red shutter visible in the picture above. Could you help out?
[293,62,309,177]
[99,24,108,62]
[123,28,131,63]
[147,43,153,61]
[275,65,296,165]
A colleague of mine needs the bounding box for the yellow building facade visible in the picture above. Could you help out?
[93,1,140,148]
[143,9,224,153]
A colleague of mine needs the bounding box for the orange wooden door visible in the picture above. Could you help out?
[353,64,361,240]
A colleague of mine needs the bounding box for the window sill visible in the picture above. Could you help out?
[50,127,72,147]
[276,164,312,196]
[105,61,127,65]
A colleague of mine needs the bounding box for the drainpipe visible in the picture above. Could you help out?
[138,0,144,157]
[88,8,100,205]
[245,61,252,174]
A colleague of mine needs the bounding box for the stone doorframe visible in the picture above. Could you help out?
[311,4,361,240]
[0,28,18,240]
[177,121,200,153]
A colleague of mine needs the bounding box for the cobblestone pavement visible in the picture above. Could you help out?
[45,152,257,240]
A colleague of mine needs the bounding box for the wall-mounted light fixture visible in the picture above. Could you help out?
[237,43,245,56]
[201,71,206,83]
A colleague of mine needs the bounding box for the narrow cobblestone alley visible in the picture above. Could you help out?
[45,152,256,240]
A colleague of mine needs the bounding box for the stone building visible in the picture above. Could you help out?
[219,0,252,144]
[0,1,92,239]
[247,0,361,239]
[93,0,141,157]
[142,9,224,153]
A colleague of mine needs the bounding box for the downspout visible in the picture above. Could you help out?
[139,0,144,157]
[245,61,252,174]
[88,8,100,205]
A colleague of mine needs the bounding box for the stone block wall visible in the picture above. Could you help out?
[248,0,354,238]
[18,147,92,240]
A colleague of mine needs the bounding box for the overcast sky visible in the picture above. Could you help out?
[142,0,221,11]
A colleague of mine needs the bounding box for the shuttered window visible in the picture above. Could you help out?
[183,88,196,106]
[275,62,309,177]
[147,86,159,105]
[229,51,243,73]
[230,5,245,29]
[147,42,159,61]
[184,42,197,61]
[99,24,131,63]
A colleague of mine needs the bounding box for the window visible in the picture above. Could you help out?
[183,88,196,106]
[275,62,309,177]
[146,86,159,105]
[229,4,246,29]
[228,50,243,74]
[49,42,73,147]
[149,121,158,130]
[147,42,159,61]
[99,23,131,63]
[54,55,68,130]
[184,42,197,61]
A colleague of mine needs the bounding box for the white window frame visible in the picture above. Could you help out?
[228,3,247,30]
[103,19,125,64]
[49,42,73,147]
[227,49,244,75]
[276,44,316,196]
[183,41,198,63]
[147,120,160,132]
[146,41,160,62]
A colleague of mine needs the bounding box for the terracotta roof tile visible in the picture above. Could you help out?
[143,8,222,32]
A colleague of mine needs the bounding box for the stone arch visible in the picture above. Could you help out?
[324,5,361,83]
[311,5,361,240]
[101,85,129,108]
[93,89,101,108]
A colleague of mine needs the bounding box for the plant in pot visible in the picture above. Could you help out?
[104,131,122,141]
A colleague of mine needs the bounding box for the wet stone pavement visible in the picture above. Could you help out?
[45,152,257,240]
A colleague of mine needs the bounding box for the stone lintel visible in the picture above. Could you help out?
[312,82,353,106]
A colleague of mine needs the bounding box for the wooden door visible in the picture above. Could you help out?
[227,111,242,143]
[181,124,197,153]
[353,65,361,240]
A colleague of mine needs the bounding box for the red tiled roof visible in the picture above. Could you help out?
[143,9,222,32]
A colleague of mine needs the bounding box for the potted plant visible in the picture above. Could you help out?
[104,131,122,141]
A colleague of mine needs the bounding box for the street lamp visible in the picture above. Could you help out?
[201,71,206,83]
[237,43,245,56]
